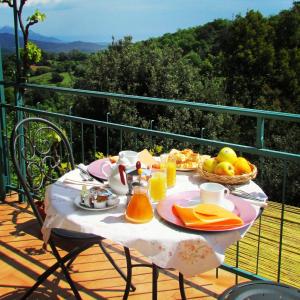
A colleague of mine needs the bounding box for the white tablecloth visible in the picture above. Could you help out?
[42,169,266,277]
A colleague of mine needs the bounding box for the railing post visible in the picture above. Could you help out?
[106,112,110,155]
[69,106,73,152]
[200,127,205,153]
[150,120,154,148]
[255,116,265,271]
[0,47,7,203]
[256,117,264,149]
[13,0,26,202]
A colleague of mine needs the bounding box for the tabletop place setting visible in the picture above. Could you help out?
[66,146,267,232]
[43,145,268,278]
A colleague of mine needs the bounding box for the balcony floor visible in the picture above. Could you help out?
[0,193,248,299]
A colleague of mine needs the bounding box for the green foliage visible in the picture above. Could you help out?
[51,71,64,83]
[27,9,46,23]
[25,42,42,64]
[95,152,105,159]
[221,10,275,107]
[149,145,164,156]
[3,2,300,204]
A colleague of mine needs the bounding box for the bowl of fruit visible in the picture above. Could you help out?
[198,147,257,185]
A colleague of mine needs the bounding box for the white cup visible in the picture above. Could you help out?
[199,182,229,206]
[118,150,138,166]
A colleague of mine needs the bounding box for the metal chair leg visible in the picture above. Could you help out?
[152,264,159,300]
[99,242,135,292]
[66,255,77,268]
[179,272,187,300]
[59,261,82,299]
[123,247,135,300]
[21,242,87,299]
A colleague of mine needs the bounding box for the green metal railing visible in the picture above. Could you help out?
[0,0,300,288]
[1,81,299,286]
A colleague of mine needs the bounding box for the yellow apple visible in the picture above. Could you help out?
[202,157,218,173]
[214,161,235,176]
[216,147,237,164]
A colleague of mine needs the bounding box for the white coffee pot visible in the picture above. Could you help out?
[102,152,136,195]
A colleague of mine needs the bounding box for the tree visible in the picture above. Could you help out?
[270,2,300,112]
[0,0,46,78]
[51,72,63,83]
[221,10,275,107]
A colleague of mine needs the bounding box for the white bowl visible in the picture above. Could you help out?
[107,196,120,207]
[93,201,107,209]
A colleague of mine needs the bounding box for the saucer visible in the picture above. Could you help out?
[74,196,120,211]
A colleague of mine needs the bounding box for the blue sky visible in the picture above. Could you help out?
[0,0,295,42]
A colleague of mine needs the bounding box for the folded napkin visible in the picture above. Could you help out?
[62,169,102,187]
[172,203,244,229]
[63,178,102,186]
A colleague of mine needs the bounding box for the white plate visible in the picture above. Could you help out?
[74,196,120,211]
[176,167,197,172]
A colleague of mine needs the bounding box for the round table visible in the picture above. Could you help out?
[42,168,267,277]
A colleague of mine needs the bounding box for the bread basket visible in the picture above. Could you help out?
[198,163,257,185]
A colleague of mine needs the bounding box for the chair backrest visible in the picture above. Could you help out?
[11,117,75,226]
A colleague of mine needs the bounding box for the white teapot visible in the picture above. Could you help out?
[102,152,137,195]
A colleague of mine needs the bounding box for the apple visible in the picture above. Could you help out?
[216,147,237,164]
[214,161,235,176]
[202,157,218,173]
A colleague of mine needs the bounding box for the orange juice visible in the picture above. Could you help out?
[149,172,167,202]
[125,186,153,223]
[166,160,176,187]
[160,153,168,170]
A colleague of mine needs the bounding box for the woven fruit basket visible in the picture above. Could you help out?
[198,163,257,185]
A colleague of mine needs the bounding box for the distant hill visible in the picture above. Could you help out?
[0,27,109,53]
[0,26,63,43]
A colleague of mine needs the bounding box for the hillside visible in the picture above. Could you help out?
[0,25,62,43]
[0,32,108,53]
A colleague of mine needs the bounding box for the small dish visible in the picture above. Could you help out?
[107,196,120,206]
[94,200,107,209]
[74,196,120,211]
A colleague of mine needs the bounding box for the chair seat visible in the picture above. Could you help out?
[218,280,300,300]
[52,228,101,240]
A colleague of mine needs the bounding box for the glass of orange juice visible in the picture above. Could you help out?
[160,154,176,188]
[166,157,176,188]
[160,153,168,170]
[149,171,167,202]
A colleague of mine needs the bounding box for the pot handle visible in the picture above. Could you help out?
[119,164,126,185]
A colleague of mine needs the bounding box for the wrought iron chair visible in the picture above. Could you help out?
[218,280,300,299]
[11,117,135,299]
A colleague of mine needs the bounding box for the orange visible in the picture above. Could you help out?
[234,157,252,175]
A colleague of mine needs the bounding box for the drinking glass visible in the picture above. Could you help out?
[166,156,176,188]
[160,153,168,170]
[149,171,167,202]
[160,153,176,188]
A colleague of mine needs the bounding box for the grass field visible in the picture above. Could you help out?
[29,71,74,87]
[225,201,300,288]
